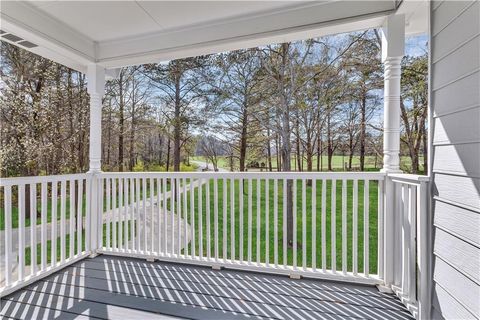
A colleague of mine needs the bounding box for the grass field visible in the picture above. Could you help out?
[192,155,422,172]
[100,178,380,274]
[188,178,380,274]
[3,165,380,274]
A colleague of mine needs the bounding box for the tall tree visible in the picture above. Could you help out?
[144,58,207,171]
[400,54,428,173]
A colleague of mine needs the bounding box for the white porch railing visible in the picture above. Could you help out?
[0,171,430,318]
[96,172,384,284]
[388,173,430,319]
[0,173,91,296]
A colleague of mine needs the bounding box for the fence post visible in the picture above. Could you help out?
[417,180,431,319]
[379,176,395,292]
[87,173,99,257]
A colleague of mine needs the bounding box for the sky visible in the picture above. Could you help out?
[405,34,428,57]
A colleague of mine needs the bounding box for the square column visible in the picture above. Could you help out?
[86,64,105,254]
[87,64,105,173]
[380,14,404,291]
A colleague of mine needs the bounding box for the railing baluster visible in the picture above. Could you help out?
[239,178,243,263]
[18,184,25,279]
[41,182,47,269]
[199,178,203,259]
[112,178,117,251]
[378,179,384,280]
[129,178,135,252]
[60,180,67,262]
[293,178,297,269]
[265,178,269,266]
[353,179,358,275]
[169,178,173,255]
[274,179,278,267]
[331,179,336,272]
[123,178,129,251]
[162,178,168,255]
[182,178,188,259]
[136,178,141,252]
[190,178,195,259]
[77,179,83,255]
[230,178,235,262]
[302,178,307,270]
[51,182,57,266]
[394,182,402,286]
[206,178,211,260]
[223,178,228,262]
[214,178,219,261]
[4,185,12,285]
[150,178,155,254]
[311,179,316,271]
[408,185,417,303]
[364,179,370,277]
[106,178,111,250]
[157,178,161,254]
[256,178,261,265]
[97,177,104,250]
[176,178,181,257]
[247,178,252,264]
[342,179,347,275]
[321,179,326,272]
[283,179,287,268]
[144,178,149,255]
[118,178,123,251]
[402,184,409,294]
[69,179,76,257]
[183,177,188,258]
[85,177,91,253]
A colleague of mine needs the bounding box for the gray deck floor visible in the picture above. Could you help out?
[1,255,413,320]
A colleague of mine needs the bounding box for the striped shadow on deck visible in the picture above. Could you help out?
[0,255,412,320]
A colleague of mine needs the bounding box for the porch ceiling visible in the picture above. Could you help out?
[0,0,427,72]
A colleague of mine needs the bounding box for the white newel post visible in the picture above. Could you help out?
[87,64,105,255]
[380,14,404,291]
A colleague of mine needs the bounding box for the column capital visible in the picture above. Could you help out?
[381,14,405,62]
[87,64,105,96]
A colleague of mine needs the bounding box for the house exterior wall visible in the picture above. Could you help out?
[430,1,480,319]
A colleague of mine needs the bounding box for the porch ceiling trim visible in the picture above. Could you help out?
[0,1,413,71]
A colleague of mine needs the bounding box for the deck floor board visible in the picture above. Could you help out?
[1,255,413,320]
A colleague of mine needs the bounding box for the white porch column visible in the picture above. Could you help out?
[87,64,105,172]
[87,64,105,254]
[381,14,404,290]
[381,14,404,173]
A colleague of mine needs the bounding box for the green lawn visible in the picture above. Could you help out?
[192,155,421,172]
[4,171,380,275]
[123,178,380,274]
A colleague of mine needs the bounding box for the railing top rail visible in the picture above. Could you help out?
[388,173,430,185]
[0,173,88,186]
[99,171,386,180]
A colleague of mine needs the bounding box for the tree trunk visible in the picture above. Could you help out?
[173,69,182,172]
[239,104,248,172]
[359,94,366,171]
[327,110,333,171]
[118,71,125,172]
[266,119,273,172]
[166,137,171,171]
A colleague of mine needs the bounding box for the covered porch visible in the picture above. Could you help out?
[2,255,413,320]
[1,1,431,319]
